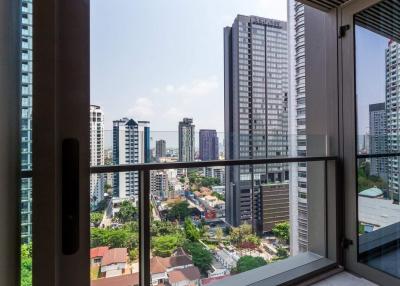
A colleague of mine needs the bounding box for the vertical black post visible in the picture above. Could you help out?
[139,170,151,286]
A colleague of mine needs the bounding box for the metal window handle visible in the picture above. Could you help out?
[62,138,80,255]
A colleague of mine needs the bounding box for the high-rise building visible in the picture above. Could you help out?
[369,103,387,181]
[178,118,195,162]
[90,105,105,208]
[224,15,289,228]
[156,139,167,160]
[203,166,225,185]
[20,0,33,244]
[199,129,219,161]
[138,121,151,164]
[112,118,150,198]
[259,182,289,233]
[386,41,400,203]
[150,170,169,199]
[288,0,308,254]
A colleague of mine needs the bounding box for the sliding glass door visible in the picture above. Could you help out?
[341,0,400,284]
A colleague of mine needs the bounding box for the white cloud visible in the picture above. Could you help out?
[128,97,155,119]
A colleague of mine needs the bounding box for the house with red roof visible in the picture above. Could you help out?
[150,254,195,285]
[169,266,201,286]
[90,246,109,265]
[100,248,128,278]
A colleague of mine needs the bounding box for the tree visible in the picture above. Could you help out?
[215,227,223,241]
[184,218,200,241]
[168,201,191,221]
[151,220,181,237]
[212,191,224,201]
[184,242,212,273]
[152,235,181,257]
[21,243,32,286]
[179,177,186,184]
[129,248,139,262]
[201,177,220,188]
[90,212,103,227]
[229,223,253,245]
[234,256,267,273]
[95,198,109,212]
[272,222,289,244]
[276,247,289,259]
[90,227,138,250]
[243,234,261,246]
[114,200,138,223]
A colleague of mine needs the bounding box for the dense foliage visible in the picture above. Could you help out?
[113,201,138,223]
[184,218,201,241]
[272,222,289,244]
[183,242,213,273]
[21,243,32,286]
[233,256,267,273]
[358,161,387,192]
[212,191,224,201]
[167,201,191,221]
[90,212,103,227]
[152,234,182,257]
[91,227,138,249]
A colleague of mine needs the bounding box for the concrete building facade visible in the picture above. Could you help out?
[224,15,289,227]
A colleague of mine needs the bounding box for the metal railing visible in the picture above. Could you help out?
[89,155,337,285]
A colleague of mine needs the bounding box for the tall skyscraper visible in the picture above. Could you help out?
[90,105,105,208]
[156,139,167,160]
[224,15,289,228]
[288,0,308,254]
[113,118,150,199]
[199,129,219,161]
[386,41,400,203]
[20,0,33,244]
[178,118,195,162]
[369,103,387,181]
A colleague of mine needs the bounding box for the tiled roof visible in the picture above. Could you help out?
[150,255,193,274]
[101,248,127,266]
[91,272,139,286]
[150,257,167,274]
[168,266,201,284]
[90,247,109,259]
[201,275,230,285]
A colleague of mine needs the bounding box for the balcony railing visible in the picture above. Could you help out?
[88,155,338,286]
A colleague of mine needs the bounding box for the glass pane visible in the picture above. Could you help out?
[20,0,33,285]
[90,172,139,284]
[355,0,400,278]
[89,0,328,284]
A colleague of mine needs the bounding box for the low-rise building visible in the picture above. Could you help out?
[169,266,201,286]
[91,272,139,286]
[90,246,109,265]
[150,254,195,285]
[100,248,128,278]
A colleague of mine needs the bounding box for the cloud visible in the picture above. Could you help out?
[155,77,219,98]
[129,76,223,132]
[128,97,155,118]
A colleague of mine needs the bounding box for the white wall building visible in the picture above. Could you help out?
[90,105,105,208]
[288,0,308,255]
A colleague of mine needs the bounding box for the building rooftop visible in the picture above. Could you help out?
[359,196,400,228]
[91,272,139,286]
[168,266,201,284]
[101,248,127,266]
[359,187,383,198]
[150,255,193,274]
[90,247,109,259]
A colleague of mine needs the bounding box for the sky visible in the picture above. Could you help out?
[355,25,389,136]
[90,0,287,135]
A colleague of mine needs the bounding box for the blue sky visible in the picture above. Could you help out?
[90,0,287,134]
[356,25,389,135]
